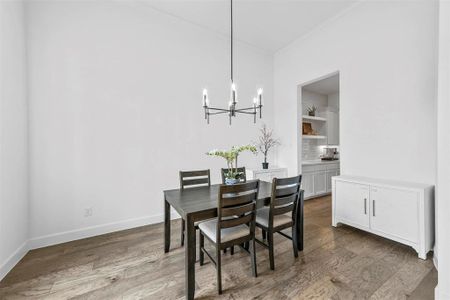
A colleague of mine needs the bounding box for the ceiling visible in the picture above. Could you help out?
[303,74,339,94]
[143,0,358,53]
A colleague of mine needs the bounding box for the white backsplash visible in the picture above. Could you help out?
[302,139,324,161]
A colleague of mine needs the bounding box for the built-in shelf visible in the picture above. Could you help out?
[302,135,326,139]
[302,115,327,122]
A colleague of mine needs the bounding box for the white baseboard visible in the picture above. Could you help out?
[28,211,180,250]
[433,250,438,270]
[0,241,29,281]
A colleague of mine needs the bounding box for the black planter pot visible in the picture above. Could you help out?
[262,162,269,169]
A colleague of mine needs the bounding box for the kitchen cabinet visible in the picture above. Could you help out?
[313,172,327,195]
[302,173,314,199]
[247,167,287,183]
[332,175,434,259]
[326,169,339,193]
[302,162,339,199]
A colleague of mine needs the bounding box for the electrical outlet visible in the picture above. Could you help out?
[84,207,93,217]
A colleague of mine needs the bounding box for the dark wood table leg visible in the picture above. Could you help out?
[185,214,196,300]
[296,190,304,251]
[164,198,171,253]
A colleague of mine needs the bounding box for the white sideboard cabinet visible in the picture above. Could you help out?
[332,175,434,259]
[247,167,288,183]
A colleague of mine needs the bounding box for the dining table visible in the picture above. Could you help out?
[163,180,304,300]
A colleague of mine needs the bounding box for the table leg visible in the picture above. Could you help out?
[164,199,171,253]
[185,214,196,300]
[296,190,304,251]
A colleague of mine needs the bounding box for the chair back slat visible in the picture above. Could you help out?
[222,192,258,207]
[273,193,297,207]
[179,169,211,189]
[182,178,209,186]
[275,176,300,186]
[217,180,259,243]
[220,213,253,229]
[221,202,254,217]
[221,167,247,184]
[275,184,299,197]
[269,175,302,228]
[273,203,295,216]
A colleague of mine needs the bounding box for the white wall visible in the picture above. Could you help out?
[274,0,438,186]
[436,0,450,297]
[0,0,29,279]
[26,1,274,247]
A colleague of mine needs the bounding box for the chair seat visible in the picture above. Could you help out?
[256,207,293,228]
[198,219,250,243]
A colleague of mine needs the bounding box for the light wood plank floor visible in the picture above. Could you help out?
[0,196,437,299]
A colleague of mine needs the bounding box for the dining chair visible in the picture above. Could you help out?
[179,169,211,247]
[198,180,259,294]
[221,167,246,184]
[255,175,302,270]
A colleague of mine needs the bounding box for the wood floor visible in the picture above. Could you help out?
[0,196,437,299]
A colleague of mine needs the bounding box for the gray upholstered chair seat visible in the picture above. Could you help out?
[198,219,250,243]
[256,207,292,228]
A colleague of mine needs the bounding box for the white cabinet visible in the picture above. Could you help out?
[302,162,339,199]
[302,173,314,198]
[247,167,287,183]
[370,186,419,243]
[313,172,327,195]
[332,175,434,259]
[334,181,370,229]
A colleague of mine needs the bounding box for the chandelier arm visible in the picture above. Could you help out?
[207,107,232,112]
[234,107,261,112]
[234,110,257,115]
[207,111,230,116]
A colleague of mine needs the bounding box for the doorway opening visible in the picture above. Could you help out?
[298,72,340,200]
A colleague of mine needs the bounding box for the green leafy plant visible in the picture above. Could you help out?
[307,105,317,116]
[206,145,257,179]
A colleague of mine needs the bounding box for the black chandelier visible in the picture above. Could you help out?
[202,0,263,125]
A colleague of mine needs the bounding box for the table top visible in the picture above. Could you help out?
[164,181,273,218]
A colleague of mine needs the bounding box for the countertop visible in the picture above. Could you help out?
[302,159,340,166]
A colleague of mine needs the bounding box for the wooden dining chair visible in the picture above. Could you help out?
[220,166,247,254]
[255,175,302,270]
[179,169,211,246]
[221,167,246,183]
[198,180,259,294]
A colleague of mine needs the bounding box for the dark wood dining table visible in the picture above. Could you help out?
[163,180,304,300]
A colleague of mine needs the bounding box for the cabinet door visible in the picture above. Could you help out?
[313,172,327,195]
[370,186,419,243]
[302,172,314,199]
[326,170,339,193]
[335,181,370,229]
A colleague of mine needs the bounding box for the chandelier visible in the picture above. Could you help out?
[202,0,263,125]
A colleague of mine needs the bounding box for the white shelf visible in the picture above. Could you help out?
[302,135,326,139]
[302,115,327,122]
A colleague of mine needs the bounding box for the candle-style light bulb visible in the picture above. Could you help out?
[231,82,237,104]
[257,88,263,106]
[253,97,257,107]
[202,89,208,107]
